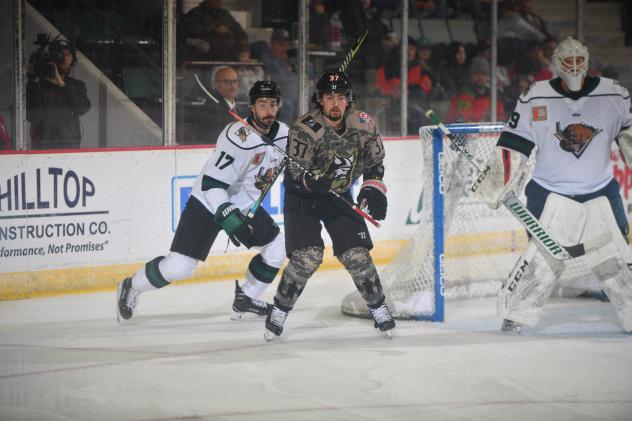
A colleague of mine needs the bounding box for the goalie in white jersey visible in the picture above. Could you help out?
[116,81,288,322]
[487,37,632,333]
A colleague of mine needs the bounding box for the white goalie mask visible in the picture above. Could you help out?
[552,37,589,92]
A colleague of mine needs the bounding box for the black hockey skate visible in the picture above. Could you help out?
[264,305,289,341]
[117,277,140,322]
[500,318,524,334]
[369,302,396,339]
[231,280,272,320]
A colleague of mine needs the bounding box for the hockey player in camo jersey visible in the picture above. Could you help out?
[264,70,396,340]
[485,37,632,333]
[117,81,288,322]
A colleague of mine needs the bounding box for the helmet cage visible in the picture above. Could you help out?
[552,37,589,92]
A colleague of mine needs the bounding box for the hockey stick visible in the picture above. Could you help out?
[246,29,370,218]
[424,109,611,260]
[248,157,286,218]
[338,29,368,72]
[194,73,380,227]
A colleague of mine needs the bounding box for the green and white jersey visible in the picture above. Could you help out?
[498,76,632,195]
[191,118,288,214]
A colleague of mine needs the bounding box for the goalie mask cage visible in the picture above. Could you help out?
[341,123,529,321]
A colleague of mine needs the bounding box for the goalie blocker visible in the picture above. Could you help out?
[498,193,632,333]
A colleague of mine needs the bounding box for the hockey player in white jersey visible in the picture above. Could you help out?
[117,81,288,321]
[485,37,632,333]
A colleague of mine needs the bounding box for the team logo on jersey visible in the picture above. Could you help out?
[531,106,547,121]
[235,126,251,142]
[252,152,265,165]
[357,112,371,123]
[254,165,280,191]
[301,116,321,133]
[328,152,357,191]
[554,122,602,158]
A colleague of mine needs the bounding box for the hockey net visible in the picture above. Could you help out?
[341,123,598,321]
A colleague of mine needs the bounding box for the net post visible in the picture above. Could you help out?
[430,126,445,322]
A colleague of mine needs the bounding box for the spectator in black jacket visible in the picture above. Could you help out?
[187,66,248,144]
[183,0,249,61]
[26,41,90,150]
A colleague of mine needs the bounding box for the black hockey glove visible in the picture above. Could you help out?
[300,172,331,195]
[214,202,253,248]
[357,180,387,221]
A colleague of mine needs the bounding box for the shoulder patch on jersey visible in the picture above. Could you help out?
[235,126,251,142]
[357,112,371,124]
[531,106,547,121]
[554,122,603,159]
[301,116,321,133]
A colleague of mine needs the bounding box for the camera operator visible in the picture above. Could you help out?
[26,35,91,150]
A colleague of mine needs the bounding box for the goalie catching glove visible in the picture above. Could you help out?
[357,179,387,220]
[474,147,530,210]
[214,202,253,248]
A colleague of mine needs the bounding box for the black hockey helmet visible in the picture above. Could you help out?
[312,70,353,106]
[249,80,282,106]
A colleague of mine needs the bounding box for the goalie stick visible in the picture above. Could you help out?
[424,109,611,260]
[246,29,370,218]
[194,73,380,227]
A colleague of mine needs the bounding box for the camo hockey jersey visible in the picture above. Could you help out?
[284,109,385,194]
[191,118,288,214]
[498,76,632,195]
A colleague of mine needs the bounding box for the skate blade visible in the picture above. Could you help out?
[381,329,393,339]
[264,329,279,342]
[116,282,123,323]
[231,311,266,321]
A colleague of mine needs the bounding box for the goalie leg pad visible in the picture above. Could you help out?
[273,246,323,309]
[497,240,565,327]
[338,247,385,307]
[497,193,583,326]
[581,196,632,331]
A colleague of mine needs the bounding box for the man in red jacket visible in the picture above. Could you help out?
[446,57,506,123]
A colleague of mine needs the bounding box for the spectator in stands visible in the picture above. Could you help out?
[503,74,534,114]
[512,41,553,82]
[542,36,558,74]
[26,39,91,149]
[187,66,247,144]
[473,39,511,92]
[498,0,546,42]
[309,0,329,50]
[446,56,506,123]
[516,0,551,39]
[409,0,446,18]
[183,0,248,61]
[373,37,434,133]
[0,114,11,150]
[260,28,299,122]
[440,41,469,98]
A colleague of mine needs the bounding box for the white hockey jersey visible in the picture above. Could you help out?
[191,119,288,214]
[498,76,632,195]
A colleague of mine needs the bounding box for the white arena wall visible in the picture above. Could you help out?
[1,137,631,300]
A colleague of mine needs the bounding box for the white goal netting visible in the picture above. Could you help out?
[341,123,602,321]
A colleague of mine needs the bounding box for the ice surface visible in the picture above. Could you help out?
[1,269,631,420]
